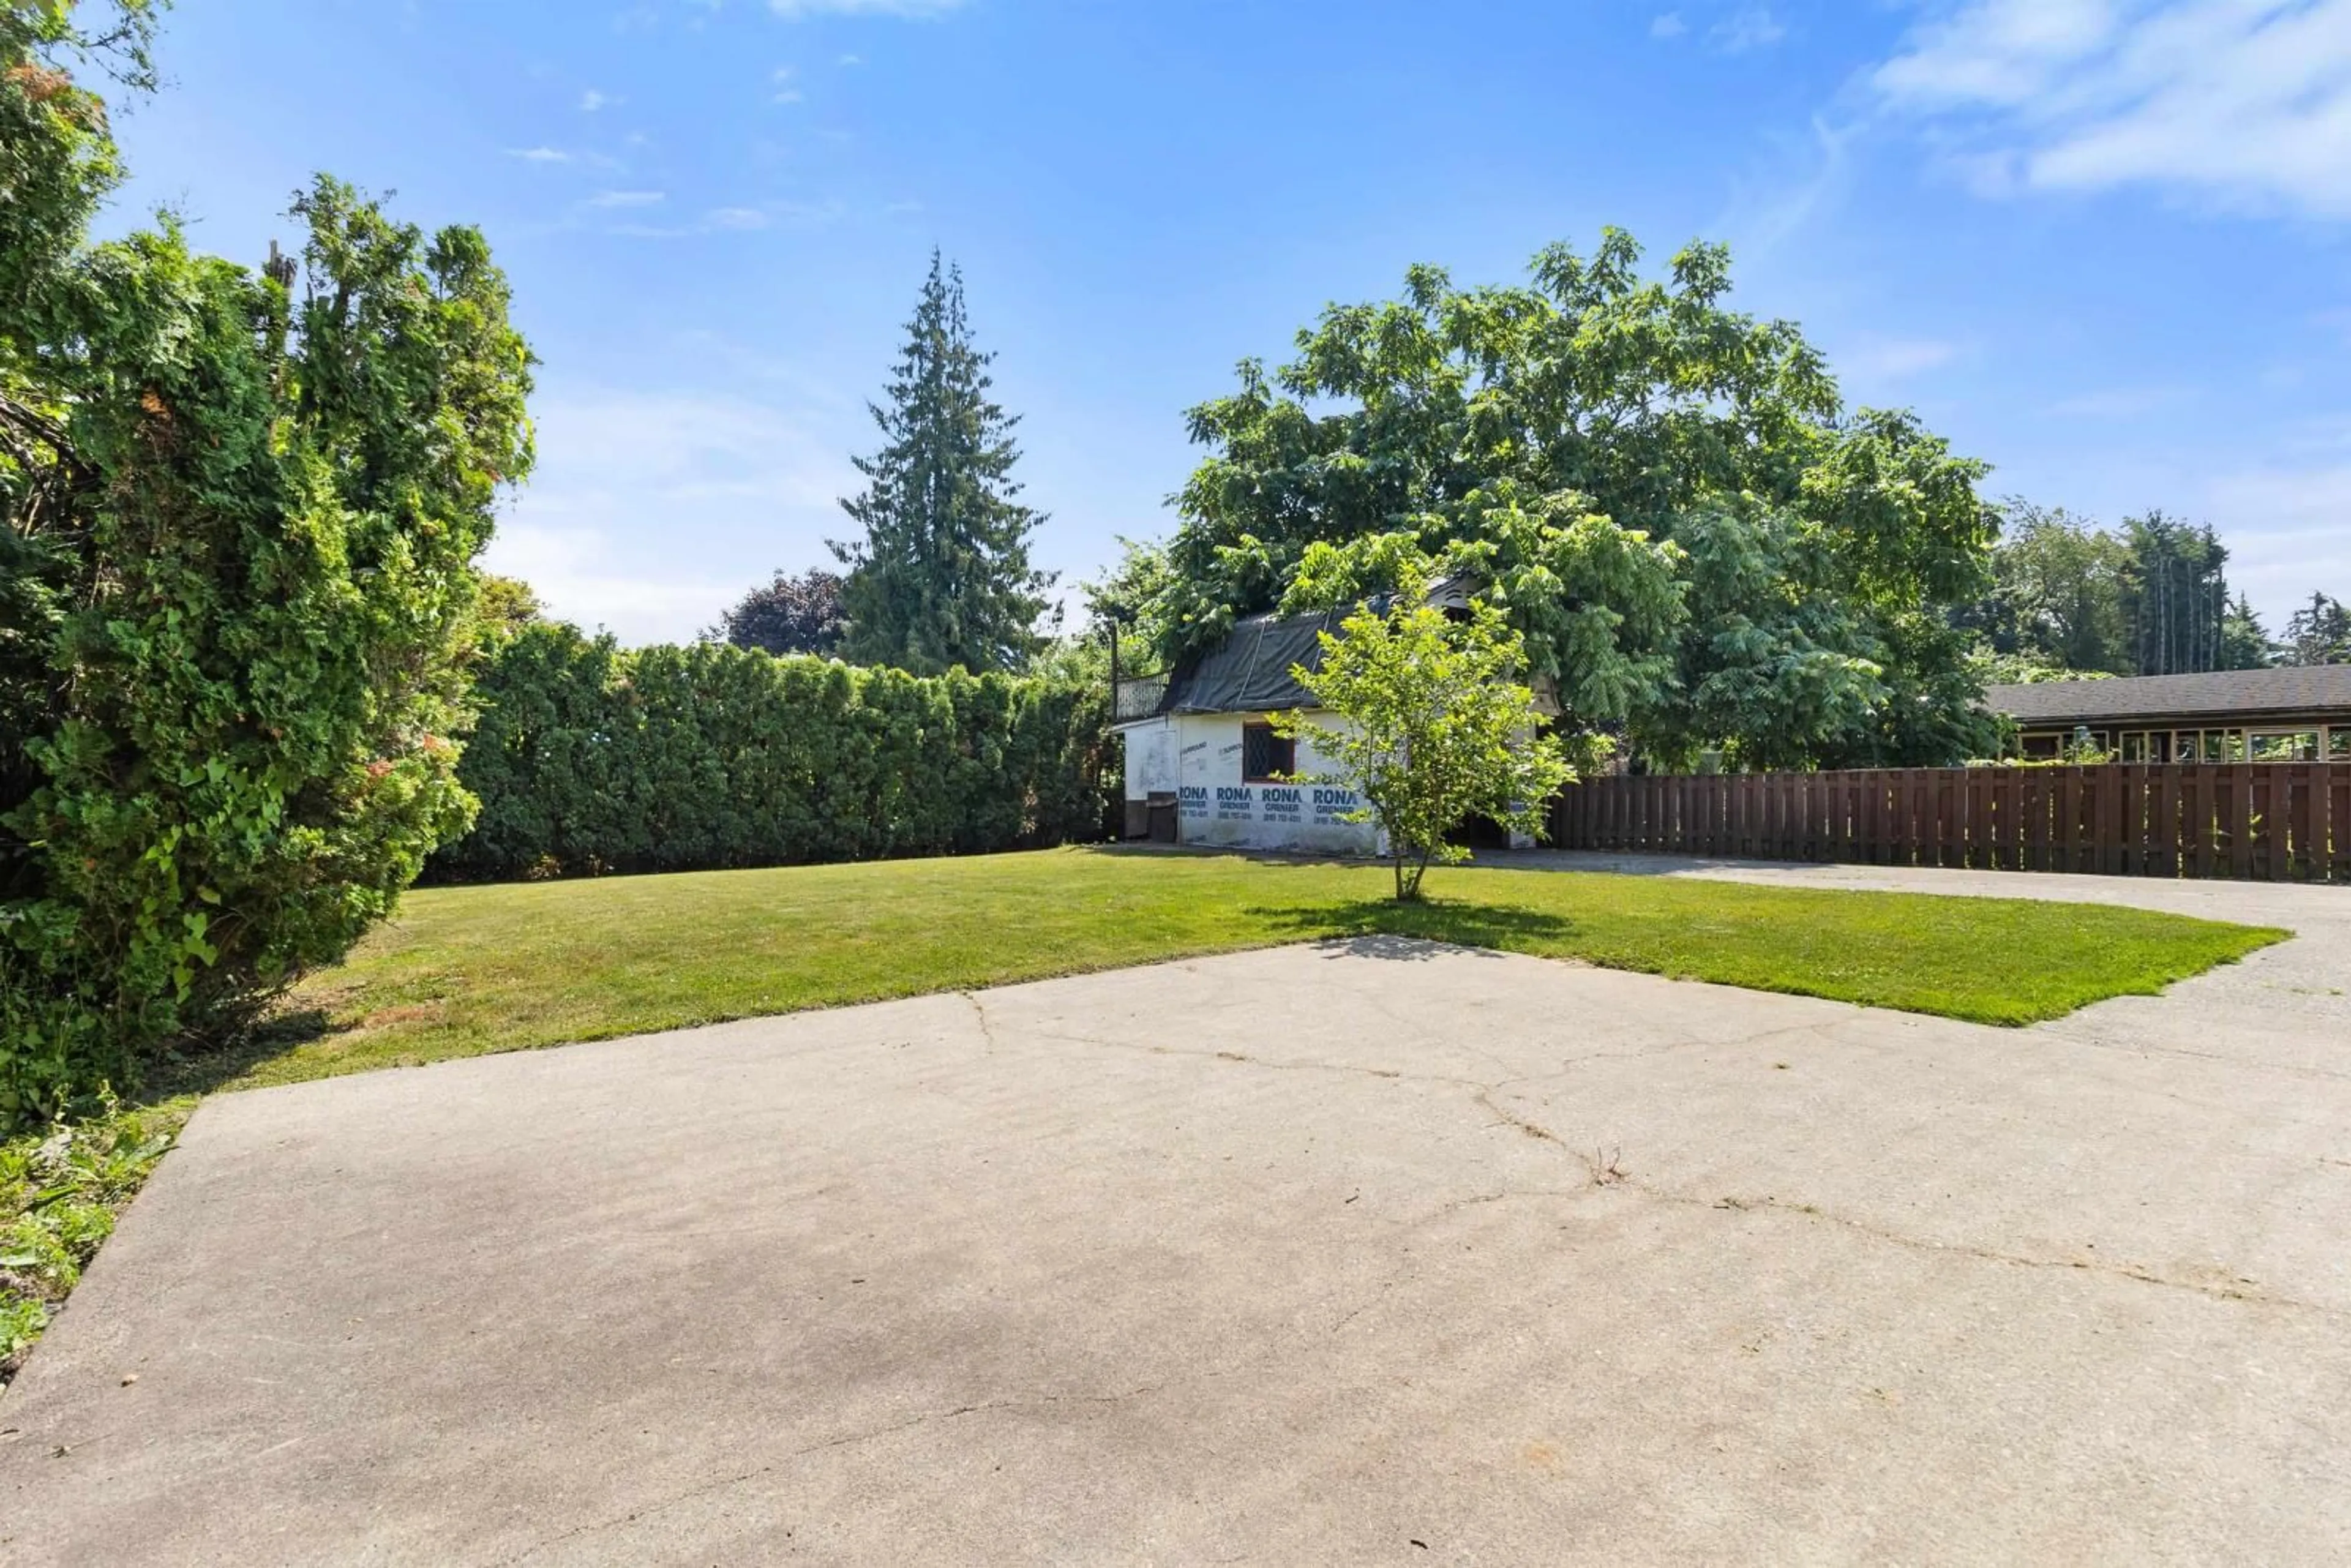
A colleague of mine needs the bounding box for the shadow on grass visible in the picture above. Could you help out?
[1245,898,1577,956]
[139,1007,342,1104]
[1084,842,1384,871]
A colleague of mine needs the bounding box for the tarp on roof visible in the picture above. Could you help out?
[1161,609,1349,715]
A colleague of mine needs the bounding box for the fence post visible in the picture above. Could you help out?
[2252,768,2275,880]
[2330,762,2350,884]
[2290,765,2317,881]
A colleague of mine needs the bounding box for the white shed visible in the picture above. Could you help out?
[1112,609,1381,855]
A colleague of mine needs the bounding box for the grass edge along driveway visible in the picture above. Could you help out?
[225,846,2286,1095]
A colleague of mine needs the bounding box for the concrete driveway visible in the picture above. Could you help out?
[5,863,2349,1565]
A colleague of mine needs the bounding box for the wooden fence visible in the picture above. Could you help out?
[1550,765,2351,884]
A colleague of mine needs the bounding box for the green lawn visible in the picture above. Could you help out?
[6,845,2282,1385]
[184,846,2285,1095]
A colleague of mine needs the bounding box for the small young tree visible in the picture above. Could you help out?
[1284,600,1573,901]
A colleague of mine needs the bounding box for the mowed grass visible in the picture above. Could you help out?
[202,846,2287,1093]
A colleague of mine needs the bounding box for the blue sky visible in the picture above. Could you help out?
[102,0,2351,645]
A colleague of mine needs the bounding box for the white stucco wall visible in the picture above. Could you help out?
[1122,718,1176,801]
[1117,710,1379,856]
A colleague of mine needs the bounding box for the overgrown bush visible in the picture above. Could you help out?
[427,623,1113,883]
[1,1093,182,1386]
[1,8,536,1119]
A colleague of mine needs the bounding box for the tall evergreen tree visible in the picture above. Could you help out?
[2120,512,2231,675]
[830,251,1053,674]
[2281,591,2351,666]
[2218,593,2274,671]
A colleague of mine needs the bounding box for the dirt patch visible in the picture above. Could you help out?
[359,1003,447,1030]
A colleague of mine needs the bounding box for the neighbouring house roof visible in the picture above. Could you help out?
[1986,666,2351,727]
[1155,609,1351,716]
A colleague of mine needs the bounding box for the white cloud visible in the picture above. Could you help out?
[587,189,666,208]
[579,88,614,111]
[489,387,861,645]
[2202,458,2351,623]
[2271,409,2351,452]
[837,51,864,64]
[1714,114,1854,257]
[774,88,805,103]
[1711,6,1785,53]
[1650,12,1687,40]
[601,200,846,238]
[484,523,743,646]
[1873,0,2351,218]
[1839,336,1962,380]
[2047,383,2194,416]
[768,0,961,17]
[506,146,573,163]
[1873,0,2118,107]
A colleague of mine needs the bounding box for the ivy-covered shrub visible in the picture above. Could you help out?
[1,13,534,1119]
[427,623,1113,883]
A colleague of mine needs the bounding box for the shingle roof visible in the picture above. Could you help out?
[1985,666,2351,725]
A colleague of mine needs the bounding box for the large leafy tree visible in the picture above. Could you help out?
[1969,501,2133,677]
[831,251,1052,674]
[1,2,535,1116]
[711,568,846,657]
[1965,501,2283,678]
[1111,231,1999,770]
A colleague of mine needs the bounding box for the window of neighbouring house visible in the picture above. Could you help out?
[1242,721,1295,782]
[2250,730,2319,762]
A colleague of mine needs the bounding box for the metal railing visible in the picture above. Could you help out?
[1114,674,1168,722]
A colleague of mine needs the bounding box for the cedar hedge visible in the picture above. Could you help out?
[427,623,1114,884]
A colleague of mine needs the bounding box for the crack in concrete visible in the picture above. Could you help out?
[1017,1016,1806,1099]
[494,1381,1181,1564]
[1020,1026,1496,1092]
[1479,1095,2351,1323]
[1670,1189,2349,1319]
[960,991,1000,1057]
[2027,1026,2351,1086]
[495,1174,1507,1565]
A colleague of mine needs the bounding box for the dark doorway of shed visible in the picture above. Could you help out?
[1449,814,1512,851]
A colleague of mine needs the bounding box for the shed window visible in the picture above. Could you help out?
[1242,722,1295,783]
